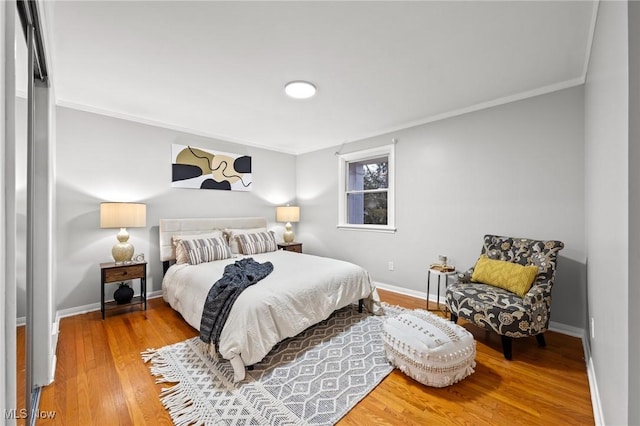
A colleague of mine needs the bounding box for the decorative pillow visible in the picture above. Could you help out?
[237,231,277,255]
[179,237,232,265]
[470,255,539,297]
[173,231,224,264]
[224,227,267,254]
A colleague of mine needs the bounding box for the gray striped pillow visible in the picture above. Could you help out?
[173,231,224,264]
[237,231,277,255]
[179,237,232,265]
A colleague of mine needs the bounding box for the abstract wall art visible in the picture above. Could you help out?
[171,144,252,191]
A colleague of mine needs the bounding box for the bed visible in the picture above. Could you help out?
[159,217,382,382]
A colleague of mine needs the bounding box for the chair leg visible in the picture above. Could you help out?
[450,313,458,323]
[536,333,546,347]
[501,335,513,360]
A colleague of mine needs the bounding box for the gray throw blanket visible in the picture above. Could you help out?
[199,258,274,348]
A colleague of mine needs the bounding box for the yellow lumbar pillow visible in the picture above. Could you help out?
[471,255,539,297]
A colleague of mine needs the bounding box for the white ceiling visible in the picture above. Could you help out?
[42,1,597,155]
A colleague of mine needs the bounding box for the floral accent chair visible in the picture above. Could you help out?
[445,235,564,360]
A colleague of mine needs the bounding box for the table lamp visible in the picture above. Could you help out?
[100,202,146,263]
[276,205,300,243]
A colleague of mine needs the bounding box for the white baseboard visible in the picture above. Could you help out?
[374,281,429,301]
[583,338,604,425]
[56,290,164,320]
[548,321,584,338]
[48,354,57,385]
[56,302,101,319]
[17,290,166,324]
[18,291,165,324]
[49,314,59,385]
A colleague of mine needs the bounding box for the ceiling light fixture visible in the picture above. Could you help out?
[284,80,317,99]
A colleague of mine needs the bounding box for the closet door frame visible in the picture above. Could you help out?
[16,0,55,422]
[2,0,18,422]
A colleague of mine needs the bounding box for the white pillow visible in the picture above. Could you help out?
[173,230,224,264]
[268,225,285,243]
[224,227,267,254]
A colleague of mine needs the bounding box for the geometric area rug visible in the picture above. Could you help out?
[142,303,405,425]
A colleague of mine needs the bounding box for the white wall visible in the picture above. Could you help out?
[55,106,296,311]
[584,1,629,425]
[297,86,586,328]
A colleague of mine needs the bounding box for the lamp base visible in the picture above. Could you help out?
[112,243,134,263]
[112,227,134,263]
[283,222,295,243]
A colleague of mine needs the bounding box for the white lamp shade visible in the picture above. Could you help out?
[100,202,146,228]
[276,206,300,223]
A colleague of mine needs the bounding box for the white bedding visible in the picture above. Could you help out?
[162,249,381,381]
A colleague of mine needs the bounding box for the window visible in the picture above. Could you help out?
[338,145,395,232]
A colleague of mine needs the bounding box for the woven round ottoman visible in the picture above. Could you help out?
[382,310,476,387]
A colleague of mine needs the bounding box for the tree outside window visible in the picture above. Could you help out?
[347,157,388,225]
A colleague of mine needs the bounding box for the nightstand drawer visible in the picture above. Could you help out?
[104,264,145,282]
[278,242,302,253]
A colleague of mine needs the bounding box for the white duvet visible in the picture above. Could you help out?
[162,249,381,381]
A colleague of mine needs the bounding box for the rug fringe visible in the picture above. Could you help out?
[148,356,185,385]
[160,382,207,426]
[140,348,157,363]
[147,348,212,426]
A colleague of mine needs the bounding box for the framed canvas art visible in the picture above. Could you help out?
[171,144,252,191]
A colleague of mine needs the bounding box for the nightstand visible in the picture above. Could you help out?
[278,242,302,253]
[100,261,147,319]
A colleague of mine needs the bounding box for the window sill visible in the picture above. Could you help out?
[336,224,397,233]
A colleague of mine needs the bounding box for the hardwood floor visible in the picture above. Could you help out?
[18,289,594,425]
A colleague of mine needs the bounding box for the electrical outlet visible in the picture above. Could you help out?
[590,317,595,339]
[388,261,394,271]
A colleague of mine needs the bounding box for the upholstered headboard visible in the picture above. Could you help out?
[159,216,267,266]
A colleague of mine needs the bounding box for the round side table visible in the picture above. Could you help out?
[427,266,457,312]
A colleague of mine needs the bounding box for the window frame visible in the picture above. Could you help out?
[337,144,396,233]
